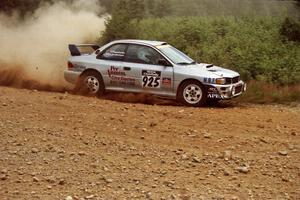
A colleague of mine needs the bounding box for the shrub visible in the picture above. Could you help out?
[237,81,300,104]
[130,17,300,85]
[280,17,300,42]
[100,16,300,86]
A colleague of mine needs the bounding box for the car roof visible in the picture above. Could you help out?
[111,39,167,47]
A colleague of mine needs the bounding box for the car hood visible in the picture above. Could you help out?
[179,63,240,78]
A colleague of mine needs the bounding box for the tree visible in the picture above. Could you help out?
[100,0,145,43]
[0,0,41,16]
[145,0,156,17]
[154,0,172,18]
[98,0,118,13]
[280,17,300,42]
[127,0,145,20]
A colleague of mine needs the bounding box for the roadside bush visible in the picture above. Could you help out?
[126,16,300,85]
[280,17,300,42]
[237,81,300,104]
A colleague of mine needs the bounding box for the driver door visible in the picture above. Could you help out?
[123,44,174,95]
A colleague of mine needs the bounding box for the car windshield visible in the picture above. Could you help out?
[157,45,195,65]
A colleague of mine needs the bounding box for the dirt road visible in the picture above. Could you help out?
[0,86,299,200]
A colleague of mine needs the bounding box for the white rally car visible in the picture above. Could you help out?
[65,40,246,107]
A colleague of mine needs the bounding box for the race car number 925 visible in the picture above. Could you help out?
[142,70,161,88]
[143,76,160,87]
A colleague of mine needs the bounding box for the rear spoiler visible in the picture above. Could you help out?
[68,44,100,56]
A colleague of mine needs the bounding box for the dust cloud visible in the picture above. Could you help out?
[0,0,106,90]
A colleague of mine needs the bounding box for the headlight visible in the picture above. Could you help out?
[216,78,226,85]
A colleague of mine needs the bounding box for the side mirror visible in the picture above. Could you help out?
[95,49,101,55]
[158,59,171,66]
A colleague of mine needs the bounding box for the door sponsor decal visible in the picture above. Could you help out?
[108,66,135,86]
[108,66,126,77]
[162,77,172,86]
[103,51,125,59]
[142,70,161,88]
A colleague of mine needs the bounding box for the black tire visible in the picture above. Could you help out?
[75,71,105,97]
[177,80,207,107]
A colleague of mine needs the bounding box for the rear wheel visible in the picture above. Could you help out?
[177,80,207,107]
[76,71,105,97]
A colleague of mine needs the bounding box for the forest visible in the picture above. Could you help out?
[1,0,300,103]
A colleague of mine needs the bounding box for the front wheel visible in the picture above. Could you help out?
[177,80,207,107]
[76,71,105,97]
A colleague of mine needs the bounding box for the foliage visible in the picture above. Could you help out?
[117,17,299,85]
[280,17,300,42]
[152,0,172,18]
[99,0,300,18]
[2,0,299,19]
[237,81,300,104]
[1,0,299,87]
[0,0,77,16]
[100,0,145,44]
[0,0,42,16]
[168,0,300,18]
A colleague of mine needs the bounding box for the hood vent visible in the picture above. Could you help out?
[206,64,214,68]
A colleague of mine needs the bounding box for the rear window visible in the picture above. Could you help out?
[99,44,127,61]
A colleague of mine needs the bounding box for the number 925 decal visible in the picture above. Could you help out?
[142,70,161,88]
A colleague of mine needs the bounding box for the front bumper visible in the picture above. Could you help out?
[208,81,246,99]
[64,70,81,84]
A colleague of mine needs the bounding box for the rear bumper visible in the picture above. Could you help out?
[208,81,246,99]
[64,70,81,84]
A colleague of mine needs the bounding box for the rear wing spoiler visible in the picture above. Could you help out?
[68,44,100,56]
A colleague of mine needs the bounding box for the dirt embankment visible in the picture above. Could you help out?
[0,86,299,200]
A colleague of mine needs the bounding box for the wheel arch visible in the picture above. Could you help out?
[75,68,106,95]
[176,78,205,93]
[80,68,103,78]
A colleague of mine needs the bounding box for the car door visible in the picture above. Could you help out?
[96,43,139,90]
[123,44,174,95]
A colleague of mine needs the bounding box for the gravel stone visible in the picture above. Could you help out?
[237,166,250,174]
[65,196,73,200]
[31,148,39,153]
[278,150,288,156]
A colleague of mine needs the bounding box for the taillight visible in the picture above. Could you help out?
[68,61,74,69]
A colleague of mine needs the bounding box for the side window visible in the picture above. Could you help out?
[125,45,164,65]
[98,44,127,61]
